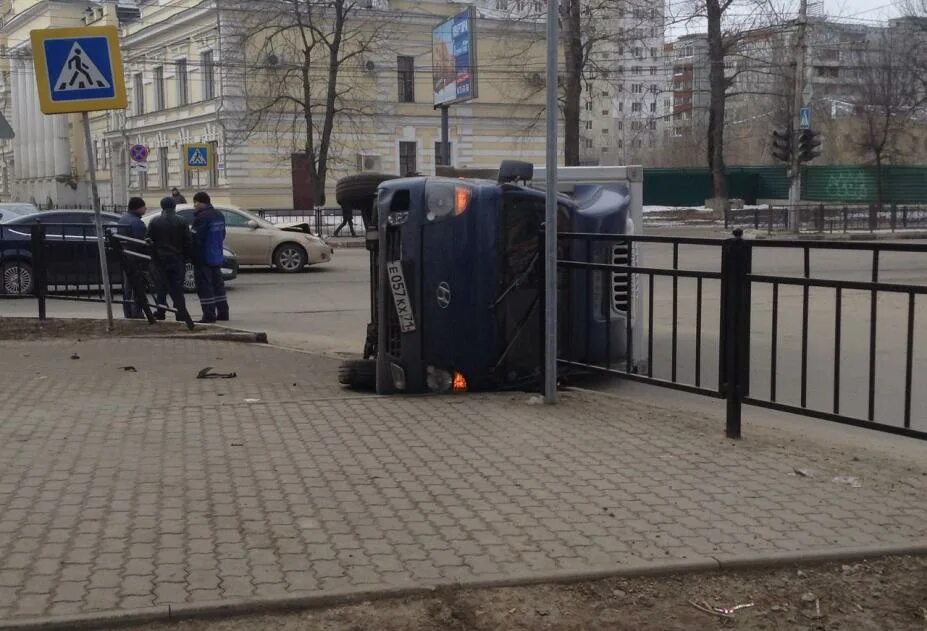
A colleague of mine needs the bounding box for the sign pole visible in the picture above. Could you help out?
[544,0,559,404]
[440,105,450,168]
[82,111,114,329]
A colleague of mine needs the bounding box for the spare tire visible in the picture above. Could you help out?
[338,358,376,391]
[336,173,398,214]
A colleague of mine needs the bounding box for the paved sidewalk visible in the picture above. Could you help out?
[0,338,925,627]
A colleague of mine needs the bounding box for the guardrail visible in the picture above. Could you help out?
[255,208,363,238]
[558,230,927,440]
[726,204,927,233]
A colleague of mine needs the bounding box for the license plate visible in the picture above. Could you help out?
[386,260,416,333]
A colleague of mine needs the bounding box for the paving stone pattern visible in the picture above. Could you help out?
[0,338,924,623]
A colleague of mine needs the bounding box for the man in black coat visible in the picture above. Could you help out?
[147,197,193,324]
[116,197,148,319]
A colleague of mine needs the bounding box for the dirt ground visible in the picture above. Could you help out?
[132,556,926,631]
[0,316,259,341]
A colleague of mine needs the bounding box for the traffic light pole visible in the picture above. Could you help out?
[788,0,808,234]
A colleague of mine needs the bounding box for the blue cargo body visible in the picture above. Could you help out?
[372,174,634,394]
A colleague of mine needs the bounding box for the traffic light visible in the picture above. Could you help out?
[771,127,791,163]
[798,129,822,163]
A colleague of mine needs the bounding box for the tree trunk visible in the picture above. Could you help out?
[874,151,884,212]
[316,0,346,206]
[706,0,729,207]
[562,0,583,166]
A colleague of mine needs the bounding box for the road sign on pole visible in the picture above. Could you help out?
[129,144,149,163]
[183,144,211,171]
[29,26,127,330]
[29,26,127,114]
[799,107,811,130]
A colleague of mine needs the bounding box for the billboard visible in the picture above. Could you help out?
[432,7,477,106]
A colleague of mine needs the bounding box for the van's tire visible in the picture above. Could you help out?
[338,359,376,390]
[336,173,398,214]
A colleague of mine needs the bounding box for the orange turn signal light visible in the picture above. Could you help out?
[452,371,469,393]
[454,186,472,216]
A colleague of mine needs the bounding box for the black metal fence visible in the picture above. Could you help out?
[256,208,362,238]
[1,224,188,324]
[558,230,927,441]
[726,204,927,233]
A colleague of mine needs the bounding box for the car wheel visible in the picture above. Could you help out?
[183,263,197,293]
[273,243,307,273]
[338,359,376,391]
[335,173,399,228]
[1,261,33,295]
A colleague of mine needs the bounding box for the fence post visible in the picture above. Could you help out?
[720,229,748,439]
[890,203,897,232]
[902,205,908,228]
[767,204,773,234]
[869,203,876,232]
[843,206,848,232]
[816,204,824,232]
[30,224,47,320]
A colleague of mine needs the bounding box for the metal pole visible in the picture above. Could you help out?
[440,105,450,167]
[544,0,559,404]
[82,111,114,329]
[788,0,808,234]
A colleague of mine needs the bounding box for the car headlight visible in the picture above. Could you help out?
[223,247,235,257]
[425,181,471,221]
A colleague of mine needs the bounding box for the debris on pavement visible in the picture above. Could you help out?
[526,395,544,405]
[244,398,261,403]
[832,475,862,488]
[792,467,815,478]
[689,600,731,618]
[801,591,818,603]
[70,353,80,360]
[196,366,237,379]
[121,366,137,372]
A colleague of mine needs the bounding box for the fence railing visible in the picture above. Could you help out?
[256,208,363,238]
[725,204,927,233]
[557,230,927,441]
[1,224,189,325]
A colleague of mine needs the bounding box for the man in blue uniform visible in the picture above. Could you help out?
[147,196,193,325]
[191,191,229,323]
[116,197,148,319]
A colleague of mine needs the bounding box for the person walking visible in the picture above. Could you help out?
[170,188,187,204]
[116,197,149,319]
[191,191,229,323]
[147,196,193,326]
[333,205,356,237]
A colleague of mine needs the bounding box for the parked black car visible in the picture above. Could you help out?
[0,211,238,295]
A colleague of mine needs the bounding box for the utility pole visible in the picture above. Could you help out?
[788,0,808,233]
[544,0,559,404]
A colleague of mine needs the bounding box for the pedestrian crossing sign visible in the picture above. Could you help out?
[184,144,211,171]
[30,26,127,114]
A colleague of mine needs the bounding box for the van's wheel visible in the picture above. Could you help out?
[1,261,33,295]
[336,173,399,228]
[338,359,376,390]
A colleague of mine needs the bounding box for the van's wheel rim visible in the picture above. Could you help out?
[3,265,32,295]
[277,246,305,271]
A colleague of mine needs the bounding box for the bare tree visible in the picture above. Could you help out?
[851,30,922,208]
[230,0,391,205]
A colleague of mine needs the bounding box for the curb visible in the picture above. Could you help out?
[2,544,925,631]
[327,239,365,249]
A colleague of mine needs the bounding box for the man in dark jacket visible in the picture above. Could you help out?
[171,188,187,204]
[116,197,148,319]
[191,191,228,323]
[147,197,192,323]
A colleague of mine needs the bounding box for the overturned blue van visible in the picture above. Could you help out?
[336,162,643,394]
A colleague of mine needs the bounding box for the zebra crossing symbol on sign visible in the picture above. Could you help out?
[54,43,111,91]
[30,26,127,114]
[183,144,211,171]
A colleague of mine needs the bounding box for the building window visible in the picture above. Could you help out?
[649,120,657,130]
[159,147,168,190]
[632,102,642,112]
[618,101,623,112]
[650,102,657,113]
[601,128,608,135]
[585,120,592,130]
[651,47,658,58]
[434,141,452,166]
[176,58,189,105]
[201,51,216,100]
[397,55,415,103]
[137,168,148,191]
[153,66,164,110]
[399,141,417,176]
[632,84,643,94]
[133,73,144,115]
[617,121,623,130]
[601,109,609,116]
[208,141,219,186]
[585,138,593,149]
[585,100,593,111]
[650,66,657,76]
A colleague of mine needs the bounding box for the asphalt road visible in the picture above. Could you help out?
[3,238,925,433]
